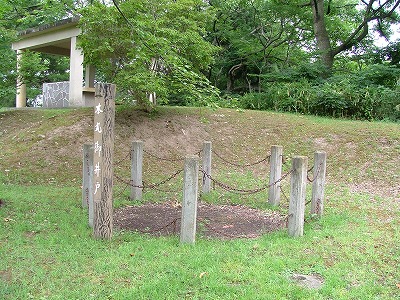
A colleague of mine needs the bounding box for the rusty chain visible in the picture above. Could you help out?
[113,180,131,199]
[213,150,271,168]
[282,155,289,166]
[142,180,182,193]
[200,168,293,195]
[143,169,183,189]
[307,162,323,183]
[114,151,131,167]
[114,168,183,192]
[279,185,290,202]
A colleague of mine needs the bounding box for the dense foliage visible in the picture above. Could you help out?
[234,64,400,121]
[79,0,219,110]
[0,0,399,120]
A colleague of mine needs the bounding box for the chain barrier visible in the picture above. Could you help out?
[143,169,183,190]
[114,151,131,168]
[143,149,183,162]
[279,185,290,202]
[212,150,271,168]
[200,168,293,195]
[307,163,323,183]
[142,180,182,194]
[114,168,183,193]
[113,180,131,199]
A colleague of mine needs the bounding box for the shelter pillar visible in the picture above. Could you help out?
[16,50,27,108]
[85,65,95,88]
[69,36,84,106]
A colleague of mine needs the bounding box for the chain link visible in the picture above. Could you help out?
[114,169,183,192]
[200,168,293,195]
[279,185,290,202]
[282,155,289,166]
[113,181,130,199]
[143,149,185,162]
[213,150,271,168]
[114,151,132,167]
[307,163,323,183]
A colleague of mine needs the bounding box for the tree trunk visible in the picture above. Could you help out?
[311,0,333,73]
[227,63,243,93]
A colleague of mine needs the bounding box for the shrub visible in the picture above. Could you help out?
[237,73,400,121]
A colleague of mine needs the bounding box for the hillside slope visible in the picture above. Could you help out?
[0,106,399,200]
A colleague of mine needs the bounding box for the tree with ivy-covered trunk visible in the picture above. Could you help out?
[78,0,220,111]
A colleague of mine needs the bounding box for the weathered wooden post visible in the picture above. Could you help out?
[92,83,116,240]
[288,156,308,237]
[180,155,199,244]
[202,141,212,194]
[82,143,94,227]
[130,140,143,201]
[268,145,283,206]
[311,151,327,217]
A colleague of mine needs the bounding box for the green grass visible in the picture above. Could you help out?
[1,185,399,299]
[0,106,399,299]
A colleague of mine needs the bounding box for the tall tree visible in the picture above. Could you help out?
[209,0,310,93]
[79,0,219,110]
[306,0,400,72]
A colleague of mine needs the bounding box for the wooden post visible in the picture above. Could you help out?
[288,156,308,237]
[202,141,212,194]
[93,83,116,240]
[311,151,327,217]
[268,145,283,206]
[180,156,199,244]
[130,140,143,201]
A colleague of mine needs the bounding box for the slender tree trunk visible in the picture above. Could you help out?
[311,0,333,73]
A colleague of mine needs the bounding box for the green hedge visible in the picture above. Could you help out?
[234,65,400,121]
[237,83,400,121]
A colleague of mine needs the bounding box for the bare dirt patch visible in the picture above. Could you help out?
[291,273,324,289]
[114,201,286,239]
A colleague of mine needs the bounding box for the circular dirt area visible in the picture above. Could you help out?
[114,202,287,239]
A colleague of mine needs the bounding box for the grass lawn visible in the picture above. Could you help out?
[0,106,399,299]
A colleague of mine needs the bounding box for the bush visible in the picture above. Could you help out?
[239,92,273,110]
[356,64,400,88]
[236,65,400,121]
[370,86,400,121]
